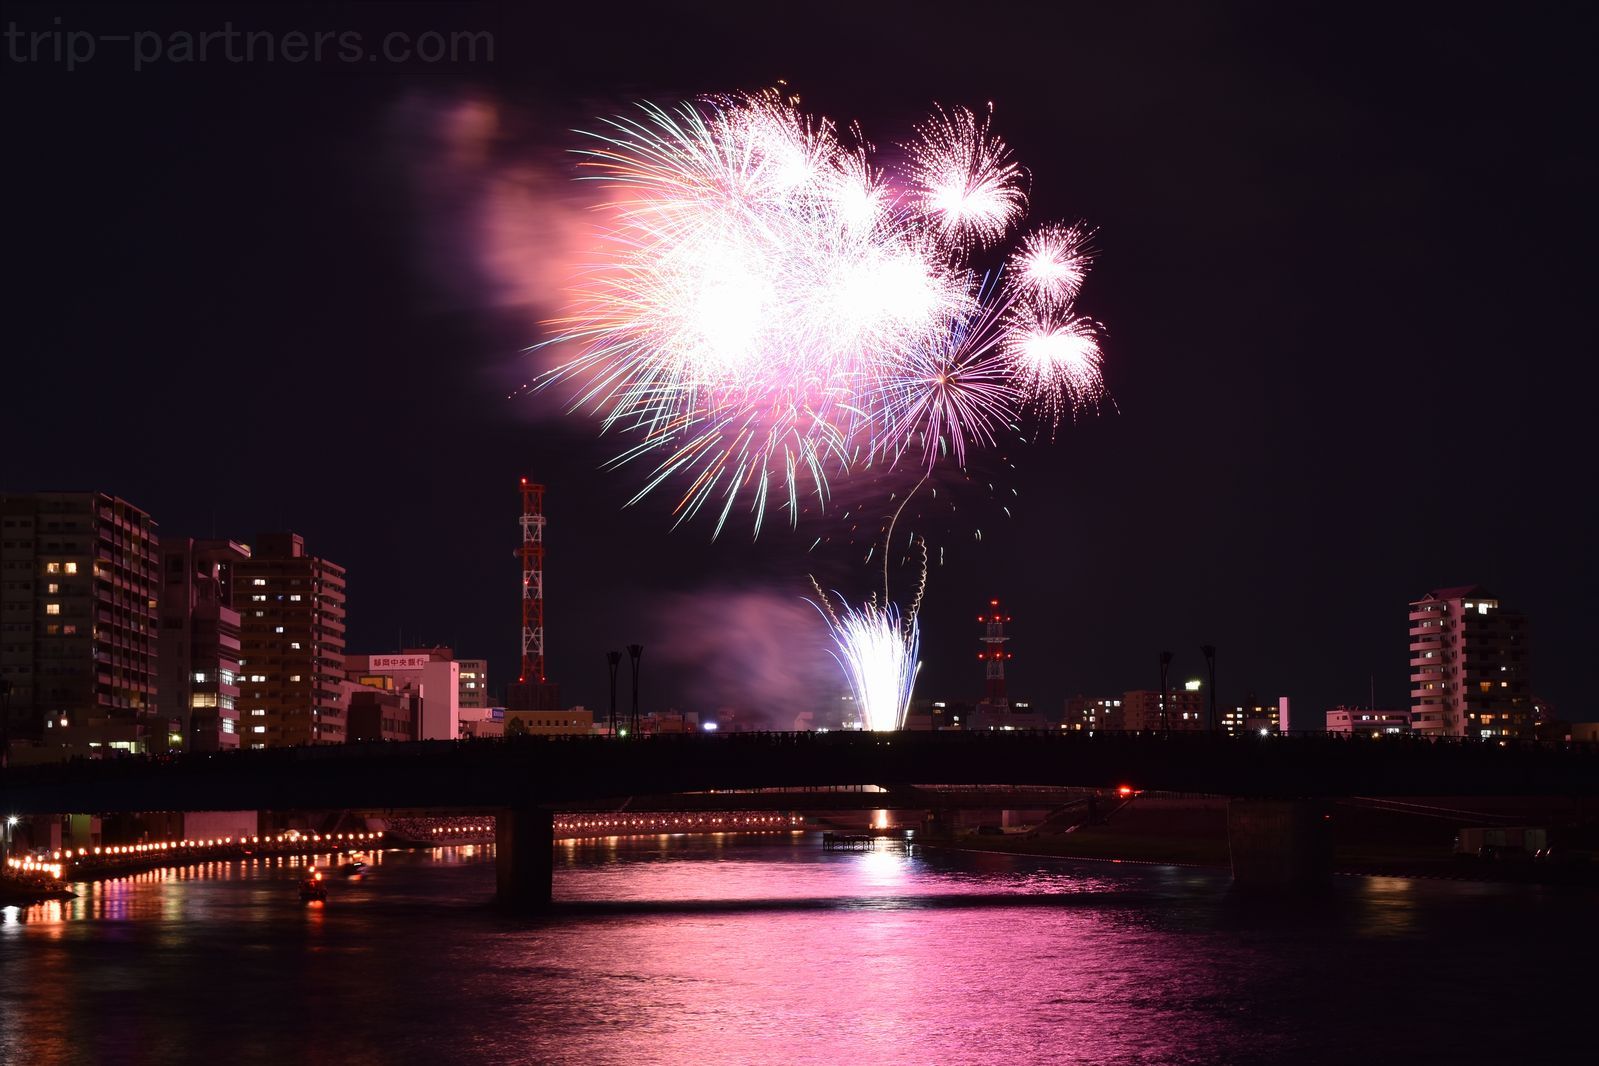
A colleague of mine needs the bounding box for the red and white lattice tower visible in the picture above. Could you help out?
[518,478,546,684]
[978,598,1012,705]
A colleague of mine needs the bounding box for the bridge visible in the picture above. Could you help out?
[4,731,1594,905]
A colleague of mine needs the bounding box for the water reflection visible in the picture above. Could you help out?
[2,836,1592,1066]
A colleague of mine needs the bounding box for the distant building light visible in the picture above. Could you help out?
[702,721,719,732]
[1184,680,1202,691]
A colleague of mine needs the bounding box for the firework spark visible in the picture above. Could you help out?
[810,582,922,732]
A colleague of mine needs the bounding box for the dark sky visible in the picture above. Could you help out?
[4,1,1595,726]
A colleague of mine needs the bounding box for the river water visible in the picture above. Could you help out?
[2,834,1592,1065]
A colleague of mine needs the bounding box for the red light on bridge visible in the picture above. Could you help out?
[1117,785,1134,798]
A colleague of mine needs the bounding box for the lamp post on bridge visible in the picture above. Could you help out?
[1201,645,1217,732]
[606,651,621,738]
[627,644,643,737]
[1159,651,1173,735]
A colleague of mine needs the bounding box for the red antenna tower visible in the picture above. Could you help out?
[518,478,546,683]
[977,598,1012,703]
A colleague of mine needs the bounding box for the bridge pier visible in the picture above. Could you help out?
[1226,799,1332,890]
[496,807,554,910]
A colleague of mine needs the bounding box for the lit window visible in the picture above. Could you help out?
[252,726,267,733]
[47,583,59,594]
[253,578,266,586]
[274,626,284,634]
[45,603,60,615]
[191,694,218,708]
[222,719,236,734]
[64,562,77,575]
[290,642,301,650]
[194,671,208,682]
[46,562,60,574]
[289,674,301,682]
[289,594,302,601]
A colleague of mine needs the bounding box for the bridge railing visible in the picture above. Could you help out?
[3,727,1593,791]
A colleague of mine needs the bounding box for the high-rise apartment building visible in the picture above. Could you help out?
[0,492,159,758]
[1408,585,1531,738]
[157,539,250,751]
[233,533,348,747]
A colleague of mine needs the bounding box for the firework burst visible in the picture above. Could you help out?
[535,88,1101,536]
[1002,302,1104,427]
[1007,223,1091,309]
[903,105,1028,252]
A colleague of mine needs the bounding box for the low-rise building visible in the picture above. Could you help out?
[505,707,594,736]
[1063,695,1122,731]
[1122,682,1206,732]
[1326,706,1411,736]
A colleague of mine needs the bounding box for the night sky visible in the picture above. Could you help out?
[5,1,1594,726]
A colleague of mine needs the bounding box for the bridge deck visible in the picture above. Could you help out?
[3,731,1594,816]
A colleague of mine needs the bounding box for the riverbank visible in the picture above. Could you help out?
[926,796,1598,886]
[0,876,76,906]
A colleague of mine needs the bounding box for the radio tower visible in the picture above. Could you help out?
[518,478,546,684]
[978,598,1012,710]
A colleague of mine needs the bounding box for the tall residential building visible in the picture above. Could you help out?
[1408,585,1531,738]
[458,658,489,711]
[234,533,348,747]
[157,539,250,752]
[1,492,159,758]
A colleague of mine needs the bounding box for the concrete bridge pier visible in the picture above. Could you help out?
[1226,799,1333,890]
[496,807,554,910]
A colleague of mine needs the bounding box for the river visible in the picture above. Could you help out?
[1,833,1592,1065]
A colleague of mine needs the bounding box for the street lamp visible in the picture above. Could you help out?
[0,676,11,770]
[1200,645,1217,732]
[606,651,622,738]
[627,644,643,737]
[1159,651,1173,735]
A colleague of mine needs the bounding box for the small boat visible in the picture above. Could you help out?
[299,871,328,902]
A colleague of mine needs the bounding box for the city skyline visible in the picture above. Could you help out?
[4,2,1592,723]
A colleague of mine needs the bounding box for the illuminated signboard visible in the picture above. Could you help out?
[369,654,433,671]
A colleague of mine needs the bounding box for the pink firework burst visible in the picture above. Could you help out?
[903,105,1028,252]
[1002,302,1104,427]
[1007,223,1092,309]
